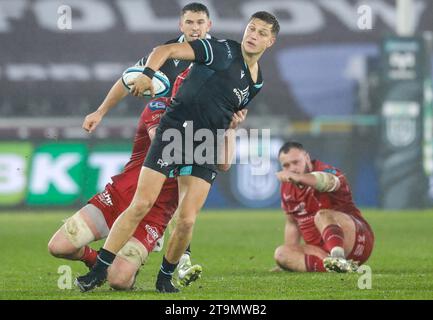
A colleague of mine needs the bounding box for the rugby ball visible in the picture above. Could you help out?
[121,66,170,97]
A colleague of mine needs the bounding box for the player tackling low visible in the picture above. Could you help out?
[273,142,374,273]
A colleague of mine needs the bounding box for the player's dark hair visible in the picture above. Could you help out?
[250,11,280,36]
[278,141,305,156]
[181,2,210,18]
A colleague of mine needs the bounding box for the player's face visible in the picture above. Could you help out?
[242,18,275,55]
[180,11,211,42]
[279,149,312,174]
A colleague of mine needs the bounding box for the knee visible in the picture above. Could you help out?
[107,272,134,291]
[314,209,333,226]
[175,216,196,235]
[273,246,286,264]
[48,233,74,257]
[129,198,154,218]
[47,238,62,257]
[274,245,295,264]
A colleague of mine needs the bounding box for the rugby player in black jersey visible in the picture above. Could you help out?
[77,2,212,290]
[76,11,279,293]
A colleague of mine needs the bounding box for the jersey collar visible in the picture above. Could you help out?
[177,33,212,43]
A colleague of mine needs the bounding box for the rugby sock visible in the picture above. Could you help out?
[93,248,116,273]
[322,224,345,254]
[305,255,326,272]
[158,256,178,279]
[185,244,191,256]
[80,246,98,268]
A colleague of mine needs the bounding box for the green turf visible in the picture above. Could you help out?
[0,209,432,300]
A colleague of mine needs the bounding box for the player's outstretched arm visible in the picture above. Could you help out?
[82,78,129,133]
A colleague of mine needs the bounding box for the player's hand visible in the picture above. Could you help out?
[275,171,302,185]
[229,109,248,129]
[82,111,103,133]
[269,265,284,272]
[128,74,155,97]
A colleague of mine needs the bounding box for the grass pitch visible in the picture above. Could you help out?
[0,209,432,300]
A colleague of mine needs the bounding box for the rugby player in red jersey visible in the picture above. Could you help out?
[273,142,374,273]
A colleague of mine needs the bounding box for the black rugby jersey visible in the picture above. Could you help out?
[161,38,263,132]
[136,34,213,97]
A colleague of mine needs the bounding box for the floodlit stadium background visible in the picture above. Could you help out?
[1,0,433,210]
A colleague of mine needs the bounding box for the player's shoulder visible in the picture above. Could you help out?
[205,37,240,49]
[313,159,341,175]
[164,36,183,45]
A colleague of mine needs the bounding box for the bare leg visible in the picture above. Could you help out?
[107,238,148,290]
[48,205,108,264]
[103,167,166,254]
[156,175,211,292]
[165,176,211,263]
[274,244,328,272]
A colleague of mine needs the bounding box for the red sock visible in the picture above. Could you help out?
[321,224,344,253]
[304,255,326,272]
[80,246,98,268]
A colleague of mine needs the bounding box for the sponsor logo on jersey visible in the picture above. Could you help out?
[296,215,314,223]
[173,59,180,67]
[240,70,245,79]
[148,100,167,111]
[218,39,232,59]
[157,158,168,168]
[145,224,160,243]
[233,86,250,107]
[152,114,162,121]
[353,244,365,257]
[293,202,308,215]
[98,190,113,206]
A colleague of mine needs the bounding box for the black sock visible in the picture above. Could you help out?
[159,256,178,279]
[94,248,116,273]
[185,244,191,256]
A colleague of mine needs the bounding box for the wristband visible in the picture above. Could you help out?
[142,66,155,79]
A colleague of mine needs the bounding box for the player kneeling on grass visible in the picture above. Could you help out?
[47,98,200,290]
[47,98,245,291]
[273,142,374,273]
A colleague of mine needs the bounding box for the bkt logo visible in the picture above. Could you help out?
[157,159,168,168]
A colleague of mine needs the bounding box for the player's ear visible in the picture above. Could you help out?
[305,152,311,163]
[267,36,276,48]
